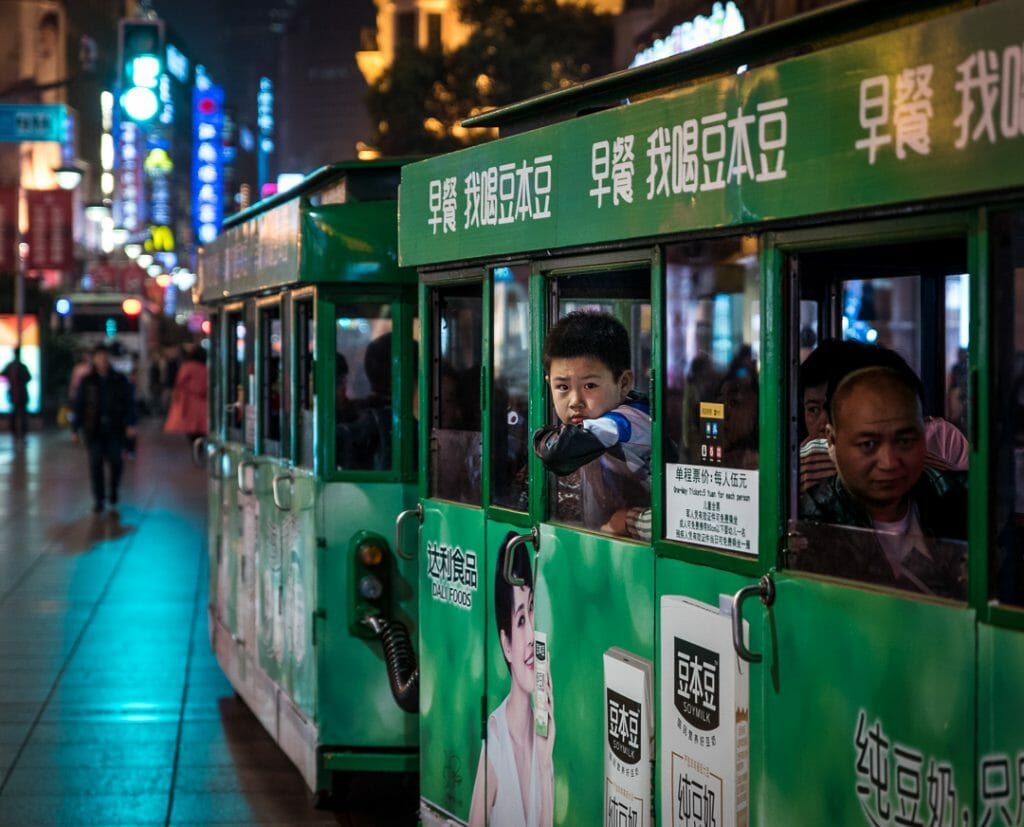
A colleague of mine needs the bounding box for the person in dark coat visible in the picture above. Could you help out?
[1,347,31,441]
[72,343,137,513]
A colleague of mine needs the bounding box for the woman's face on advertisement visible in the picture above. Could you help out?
[501,585,535,695]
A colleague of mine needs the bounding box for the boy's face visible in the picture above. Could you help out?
[547,355,632,425]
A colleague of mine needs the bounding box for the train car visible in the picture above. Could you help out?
[195,162,420,798]
[398,0,1024,824]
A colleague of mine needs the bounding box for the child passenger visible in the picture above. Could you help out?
[532,311,651,535]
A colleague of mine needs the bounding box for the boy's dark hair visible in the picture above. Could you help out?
[494,531,533,673]
[542,311,631,379]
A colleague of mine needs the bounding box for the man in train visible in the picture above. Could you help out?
[797,365,967,599]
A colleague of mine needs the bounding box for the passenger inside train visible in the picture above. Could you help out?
[533,311,651,537]
[798,340,968,493]
[795,365,968,599]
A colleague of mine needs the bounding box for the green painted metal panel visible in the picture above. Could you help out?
[534,524,655,826]
[978,622,1024,824]
[316,480,419,748]
[655,557,766,826]
[321,749,418,773]
[254,460,286,686]
[399,0,1024,266]
[281,467,318,715]
[419,502,487,823]
[300,203,414,285]
[760,577,975,826]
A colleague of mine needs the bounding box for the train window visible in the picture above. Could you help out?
[663,237,760,554]
[543,269,651,538]
[992,210,1024,607]
[491,265,530,512]
[226,308,248,443]
[259,304,283,458]
[429,285,483,504]
[295,298,315,469]
[790,238,969,601]
[334,304,394,472]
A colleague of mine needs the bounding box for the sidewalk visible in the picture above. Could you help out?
[0,421,415,826]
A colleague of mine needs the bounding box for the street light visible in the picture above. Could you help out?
[53,164,84,190]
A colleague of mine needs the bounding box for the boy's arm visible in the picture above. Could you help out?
[532,424,606,476]
[532,410,633,476]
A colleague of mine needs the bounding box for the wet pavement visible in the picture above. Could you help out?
[0,421,417,826]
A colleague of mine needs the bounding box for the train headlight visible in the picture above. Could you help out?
[358,575,384,601]
[348,530,392,637]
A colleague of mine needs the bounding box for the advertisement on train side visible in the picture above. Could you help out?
[400,0,1024,267]
[421,518,656,827]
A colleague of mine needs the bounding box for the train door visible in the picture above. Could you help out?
[253,297,289,691]
[532,255,655,827]
[224,302,251,656]
[760,219,976,824]
[980,208,1024,823]
[419,276,487,824]
[316,284,419,751]
[205,308,230,635]
[655,236,763,827]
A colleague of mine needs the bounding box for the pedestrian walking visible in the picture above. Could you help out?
[72,343,137,513]
[164,345,208,444]
[1,347,31,441]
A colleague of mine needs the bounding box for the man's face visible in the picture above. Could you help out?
[803,382,828,440]
[827,382,925,519]
[547,355,631,426]
[92,351,110,373]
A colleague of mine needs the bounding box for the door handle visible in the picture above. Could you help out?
[731,574,775,663]
[503,527,540,587]
[272,473,293,511]
[238,458,258,495]
[394,503,423,561]
[192,436,210,468]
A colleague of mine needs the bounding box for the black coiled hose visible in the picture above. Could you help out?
[363,615,419,714]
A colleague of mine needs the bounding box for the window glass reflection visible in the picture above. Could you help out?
[491,266,530,511]
[430,287,482,504]
[335,305,394,472]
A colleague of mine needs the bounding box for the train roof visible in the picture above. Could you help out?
[463,0,973,134]
[222,159,419,230]
[399,0,1024,268]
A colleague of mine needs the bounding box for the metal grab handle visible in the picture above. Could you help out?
[215,446,234,480]
[503,527,540,587]
[192,437,209,468]
[272,473,293,511]
[238,459,258,495]
[394,504,423,561]
[731,575,775,664]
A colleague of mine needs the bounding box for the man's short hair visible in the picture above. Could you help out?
[799,341,925,424]
[542,311,631,379]
[830,366,923,428]
[92,342,110,355]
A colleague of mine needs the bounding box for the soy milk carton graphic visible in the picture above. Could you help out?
[604,648,653,827]
[661,595,750,827]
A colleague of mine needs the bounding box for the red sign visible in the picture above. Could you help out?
[26,189,73,271]
[0,187,17,271]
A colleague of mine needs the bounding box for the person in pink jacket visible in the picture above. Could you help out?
[164,345,208,443]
